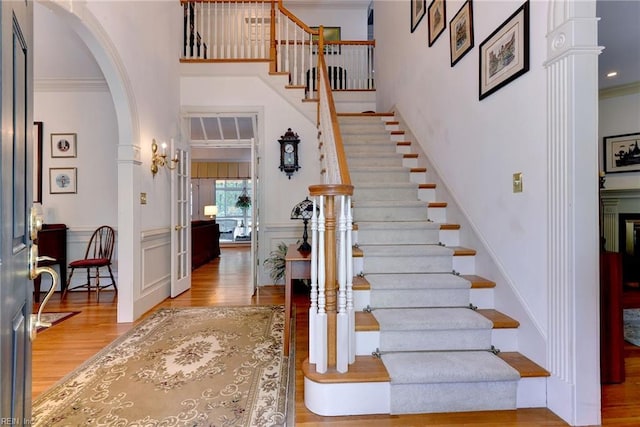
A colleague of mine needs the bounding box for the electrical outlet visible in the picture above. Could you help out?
[513,173,523,193]
[140,192,147,204]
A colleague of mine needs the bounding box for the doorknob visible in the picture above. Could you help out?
[175,225,184,231]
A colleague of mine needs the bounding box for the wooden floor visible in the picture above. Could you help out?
[32,246,640,426]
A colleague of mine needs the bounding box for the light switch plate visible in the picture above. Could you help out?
[513,173,523,193]
[140,192,147,204]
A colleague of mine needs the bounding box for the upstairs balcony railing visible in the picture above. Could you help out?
[181,0,375,98]
[180,0,360,374]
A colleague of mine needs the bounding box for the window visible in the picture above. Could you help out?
[215,179,252,220]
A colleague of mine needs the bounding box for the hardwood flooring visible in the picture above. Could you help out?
[31,247,639,425]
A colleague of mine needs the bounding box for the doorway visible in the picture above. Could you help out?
[185,112,260,295]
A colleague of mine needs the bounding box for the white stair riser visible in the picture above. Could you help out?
[439,229,460,246]
[304,377,391,416]
[470,288,495,309]
[517,377,547,408]
[428,206,447,222]
[453,255,475,275]
[355,330,379,355]
[418,187,437,202]
[396,144,412,154]
[410,171,426,182]
[402,157,418,168]
[492,329,518,352]
[354,289,370,310]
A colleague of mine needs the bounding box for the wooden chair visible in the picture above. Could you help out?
[62,225,117,301]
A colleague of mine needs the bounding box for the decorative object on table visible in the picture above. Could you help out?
[278,128,300,179]
[449,0,474,66]
[291,197,315,252]
[49,167,77,194]
[411,0,426,33]
[204,204,217,219]
[32,306,288,427]
[427,0,446,46]
[603,132,640,173]
[50,133,77,158]
[478,0,530,100]
[150,138,179,177]
[263,241,288,284]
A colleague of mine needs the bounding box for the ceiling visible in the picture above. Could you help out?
[597,0,640,89]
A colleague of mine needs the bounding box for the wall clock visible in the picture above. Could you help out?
[278,128,300,179]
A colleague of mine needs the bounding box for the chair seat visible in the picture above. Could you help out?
[69,258,110,268]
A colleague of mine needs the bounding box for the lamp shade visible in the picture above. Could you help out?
[204,205,218,218]
[290,197,314,220]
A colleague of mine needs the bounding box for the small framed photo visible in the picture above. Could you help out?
[49,167,77,194]
[479,1,529,100]
[411,0,426,33]
[603,132,640,173]
[449,0,474,66]
[51,133,77,158]
[427,0,446,46]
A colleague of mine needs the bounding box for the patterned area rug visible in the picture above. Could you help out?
[624,308,640,346]
[37,311,80,332]
[33,305,288,426]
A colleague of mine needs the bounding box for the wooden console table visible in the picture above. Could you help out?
[284,243,310,356]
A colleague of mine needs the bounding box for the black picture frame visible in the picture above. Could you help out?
[428,0,446,46]
[603,132,640,173]
[411,0,426,33]
[449,0,474,66]
[478,1,530,100]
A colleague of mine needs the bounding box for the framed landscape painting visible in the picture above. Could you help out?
[603,132,640,173]
[478,1,529,100]
[411,0,426,33]
[428,0,446,46]
[449,0,474,66]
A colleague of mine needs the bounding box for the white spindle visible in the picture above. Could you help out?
[309,196,319,364]
[346,195,355,362]
[336,194,348,372]
[316,195,327,373]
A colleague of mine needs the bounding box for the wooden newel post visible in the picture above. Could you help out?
[324,194,337,367]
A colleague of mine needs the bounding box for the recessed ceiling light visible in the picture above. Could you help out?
[606,71,618,78]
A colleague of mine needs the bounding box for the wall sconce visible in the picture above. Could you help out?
[204,205,218,219]
[150,139,179,177]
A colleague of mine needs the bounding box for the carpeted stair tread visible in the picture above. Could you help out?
[373,308,492,331]
[366,273,470,290]
[381,351,520,384]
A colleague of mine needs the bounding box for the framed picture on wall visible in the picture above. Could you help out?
[51,133,77,158]
[478,1,530,100]
[427,0,446,46]
[603,132,640,173]
[411,0,426,33]
[311,26,341,54]
[50,167,77,194]
[449,0,474,66]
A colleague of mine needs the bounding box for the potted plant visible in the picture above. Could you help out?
[263,242,288,284]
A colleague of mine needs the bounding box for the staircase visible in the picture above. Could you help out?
[303,113,549,416]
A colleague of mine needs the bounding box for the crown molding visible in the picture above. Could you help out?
[35,78,109,92]
[599,81,640,100]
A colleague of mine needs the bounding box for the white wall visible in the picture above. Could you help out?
[180,66,321,285]
[599,88,640,189]
[374,0,549,360]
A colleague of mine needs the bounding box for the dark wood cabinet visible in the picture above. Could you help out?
[34,223,68,302]
[191,220,220,270]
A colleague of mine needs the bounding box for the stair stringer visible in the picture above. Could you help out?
[302,113,548,417]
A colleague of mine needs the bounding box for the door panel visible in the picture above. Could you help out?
[171,147,191,297]
[1,1,33,418]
